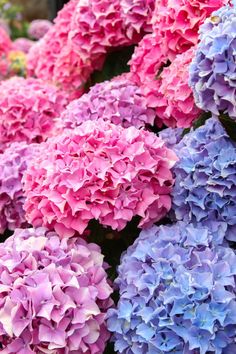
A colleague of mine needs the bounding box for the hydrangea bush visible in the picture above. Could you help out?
[0,142,39,235]
[0,227,113,353]
[190,4,236,119]
[171,117,236,241]
[107,221,236,353]
[59,73,156,130]
[23,119,177,238]
[0,77,69,150]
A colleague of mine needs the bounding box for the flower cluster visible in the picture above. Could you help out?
[0,227,113,353]
[27,0,138,94]
[129,33,168,115]
[159,127,184,150]
[59,73,156,130]
[0,77,69,150]
[155,47,201,127]
[189,5,236,119]
[0,142,39,235]
[152,0,228,60]
[107,221,236,353]
[23,119,177,237]
[13,38,34,54]
[120,0,155,37]
[171,117,236,241]
[28,19,53,40]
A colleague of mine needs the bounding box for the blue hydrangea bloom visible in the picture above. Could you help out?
[171,117,236,241]
[159,127,184,150]
[107,222,236,354]
[189,5,236,119]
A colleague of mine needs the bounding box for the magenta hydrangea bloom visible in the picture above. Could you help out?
[155,47,201,128]
[13,38,34,54]
[59,73,156,130]
[152,0,228,60]
[0,142,39,234]
[120,0,155,37]
[0,77,69,151]
[28,0,138,95]
[0,227,113,353]
[28,19,53,40]
[23,119,178,238]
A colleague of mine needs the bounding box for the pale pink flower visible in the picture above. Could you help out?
[0,227,113,353]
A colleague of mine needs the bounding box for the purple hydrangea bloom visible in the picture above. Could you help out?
[0,142,39,234]
[59,73,156,130]
[159,127,184,150]
[171,117,236,241]
[189,5,236,119]
[0,227,113,353]
[107,222,236,354]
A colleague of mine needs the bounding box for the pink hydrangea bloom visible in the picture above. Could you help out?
[23,119,177,237]
[59,73,156,130]
[155,47,201,127]
[28,19,53,40]
[0,227,113,353]
[120,0,155,37]
[129,33,169,118]
[152,0,228,60]
[0,77,69,151]
[13,38,34,54]
[0,142,39,234]
[27,0,138,95]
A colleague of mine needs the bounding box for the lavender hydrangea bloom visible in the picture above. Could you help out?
[159,127,184,150]
[59,74,156,130]
[0,227,113,353]
[189,5,236,119]
[0,142,39,234]
[171,117,236,241]
[107,222,236,354]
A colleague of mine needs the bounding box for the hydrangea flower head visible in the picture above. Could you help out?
[0,77,69,150]
[0,227,113,353]
[28,19,53,40]
[23,119,177,238]
[155,47,202,127]
[107,221,236,353]
[27,0,138,94]
[190,4,236,119]
[152,0,228,60]
[59,73,156,130]
[171,117,236,241]
[0,142,39,234]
